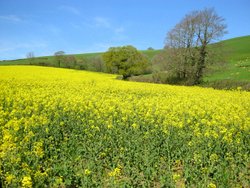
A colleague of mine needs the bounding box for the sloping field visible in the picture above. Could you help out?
[0,66,249,187]
[205,35,250,81]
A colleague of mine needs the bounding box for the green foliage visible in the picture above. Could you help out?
[103,45,150,79]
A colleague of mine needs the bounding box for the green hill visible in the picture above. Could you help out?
[1,36,249,84]
[204,35,250,82]
[0,52,104,66]
[0,50,161,66]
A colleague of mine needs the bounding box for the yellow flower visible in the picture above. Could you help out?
[108,167,121,177]
[33,141,44,158]
[84,169,91,175]
[172,173,181,182]
[54,176,63,186]
[1,65,250,187]
[107,124,113,129]
[22,176,32,188]
[210,154,219,163]
[208,182,216,188]
[5,174,15,184]
[34,171,48,179]
[131,123,138,129]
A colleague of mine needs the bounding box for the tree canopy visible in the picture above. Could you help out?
[54,51,65,56]
[103,45,149,79]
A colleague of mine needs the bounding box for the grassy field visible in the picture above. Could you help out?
[0,66,249,187]
[204,35,250,82]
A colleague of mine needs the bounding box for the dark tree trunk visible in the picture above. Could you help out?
[194,45,206,84]
[122,74,130,80]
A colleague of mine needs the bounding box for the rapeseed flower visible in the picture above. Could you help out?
[0,66,249,187]
[22,176,32,188]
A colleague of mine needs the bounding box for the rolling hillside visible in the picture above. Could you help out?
[1,36,249,82]
[205,35,250,81]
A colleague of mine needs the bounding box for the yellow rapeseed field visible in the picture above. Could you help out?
[0,66,249,187]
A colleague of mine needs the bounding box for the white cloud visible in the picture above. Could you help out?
[59,5,81,15]
[0,15,22,22]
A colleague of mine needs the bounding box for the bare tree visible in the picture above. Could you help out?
[164,8,227,84]
[27,52,34,58]
[26,52,35,65]
[90,56,106,72]
[64,55,77,68]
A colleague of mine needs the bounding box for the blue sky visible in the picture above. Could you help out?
[0,0,249,60]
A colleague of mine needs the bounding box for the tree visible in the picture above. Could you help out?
[147,47,154,50]
[26,52,35,65]
[90,56,106,72]
[54,51,65,67]
[64,55,77,68]
[164,8,227,84]
[103,45,149,79]
[75,58,89,70]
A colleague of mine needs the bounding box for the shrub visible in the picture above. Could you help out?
[202,80,250,91]
[103,45,150,79]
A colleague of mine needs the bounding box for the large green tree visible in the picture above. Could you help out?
[103,45,149,79]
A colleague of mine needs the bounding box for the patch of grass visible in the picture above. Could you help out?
[205,35,250,82]
[141,49,162,59]
[222,35,250,61]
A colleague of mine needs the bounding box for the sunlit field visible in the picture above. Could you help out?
[1,66,249,187]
